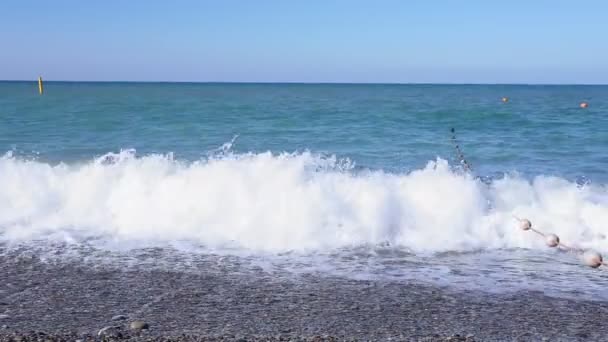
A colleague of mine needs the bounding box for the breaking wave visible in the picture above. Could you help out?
[1,149,607,254]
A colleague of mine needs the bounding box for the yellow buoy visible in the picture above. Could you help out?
[38,76,44,95]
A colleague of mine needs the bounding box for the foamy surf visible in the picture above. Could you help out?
[1,149,607,255]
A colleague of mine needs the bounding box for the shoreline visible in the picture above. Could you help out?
[1,255,606,341]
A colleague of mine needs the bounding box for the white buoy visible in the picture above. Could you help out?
[519,219,532,231]
[583,250,603,268]
[545,234,560,247]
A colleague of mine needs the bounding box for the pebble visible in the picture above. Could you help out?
[111,314,127,321]
[130,320,150,330]
[97,325,122,338]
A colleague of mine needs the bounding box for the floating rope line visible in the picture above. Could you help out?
[449,129,602,268]
[513,216,606,268]
[450,128,472,172]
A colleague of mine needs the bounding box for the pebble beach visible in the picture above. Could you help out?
[2,253,607,341]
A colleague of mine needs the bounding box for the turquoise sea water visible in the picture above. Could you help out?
[2,82,607,181]
[2,82,608,299]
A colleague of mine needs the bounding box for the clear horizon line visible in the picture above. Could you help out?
[1,79,607,86]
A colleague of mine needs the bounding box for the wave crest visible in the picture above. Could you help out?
[1,150,607,253]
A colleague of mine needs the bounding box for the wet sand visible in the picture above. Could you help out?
[1,254,607,341]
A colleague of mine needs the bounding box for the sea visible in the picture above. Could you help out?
[1,82,607,300]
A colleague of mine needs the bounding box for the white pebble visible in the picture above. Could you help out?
[130,320,149,330]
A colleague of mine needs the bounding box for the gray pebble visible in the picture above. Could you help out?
[111,314,127,321]
[130,320,149,330]
[97,325,122,338]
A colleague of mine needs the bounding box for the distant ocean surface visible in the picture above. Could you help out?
[1,82,608,299]
[2,82,608,179]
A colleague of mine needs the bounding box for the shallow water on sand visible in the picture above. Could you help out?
[2,242,607,302]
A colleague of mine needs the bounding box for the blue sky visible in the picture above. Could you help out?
[1,1,607,83]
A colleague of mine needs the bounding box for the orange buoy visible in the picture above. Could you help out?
[580,102,588,109]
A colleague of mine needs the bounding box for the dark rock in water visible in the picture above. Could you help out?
[130,320,149,330]
[111,314,127,321]
[97,325,122,338]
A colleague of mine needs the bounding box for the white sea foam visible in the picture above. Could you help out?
[1,150,607,254]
